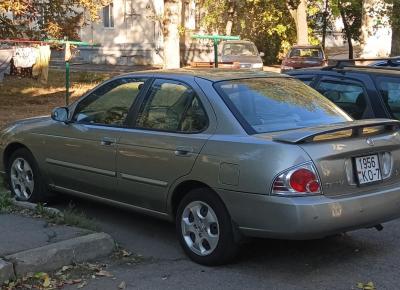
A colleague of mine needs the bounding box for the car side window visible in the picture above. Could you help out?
[375,76,400,119]
[293,75,315,85]
[136,79,208,133]
[316,80,368,119]
[73,78,146,126]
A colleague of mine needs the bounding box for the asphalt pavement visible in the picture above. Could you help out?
[54,195,400,290]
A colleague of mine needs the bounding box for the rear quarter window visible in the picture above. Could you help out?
[375,76,400,119]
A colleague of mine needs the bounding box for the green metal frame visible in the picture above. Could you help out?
[45,38,97,105]
[191,34,240,68]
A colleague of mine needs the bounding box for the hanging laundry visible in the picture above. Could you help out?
[0,48,13,82]
[32,45,51,84]
[13,47,37,68]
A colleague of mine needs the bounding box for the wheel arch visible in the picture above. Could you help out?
[3,142,31,173]
[169,180,225,218]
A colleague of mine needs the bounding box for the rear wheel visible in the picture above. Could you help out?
[7,148,48,202]
[176,188,239,265]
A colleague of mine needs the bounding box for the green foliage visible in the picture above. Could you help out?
[0,0,108,39]
[0,191,13,213]
[200,0,297,64]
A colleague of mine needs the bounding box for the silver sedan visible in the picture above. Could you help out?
[1,69,400,265]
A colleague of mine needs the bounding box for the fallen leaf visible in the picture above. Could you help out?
[73,279,83,284]
[357,281,376,290]
[121,250,131,257]
[77,281,88,288]
[43,276,51,288]
[34,272,48,279]
[118,281,126,289]
[62,265,73,272]
[95,270,113,277]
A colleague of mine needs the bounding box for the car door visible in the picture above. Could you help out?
[314,77,374,119]
[115,78,215,213]
[43,77,147,198]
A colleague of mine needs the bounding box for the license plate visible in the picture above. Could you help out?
[355,155,382,185]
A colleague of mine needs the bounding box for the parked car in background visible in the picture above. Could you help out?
[287,64,400,120]
[2,69,400,266]
[281,45,327,73]
[369,58,400,68]
[219,40,264,70]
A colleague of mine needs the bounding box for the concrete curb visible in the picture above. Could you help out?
[1,232,115,282]
[11,198,62,216]
[0,259,15,285]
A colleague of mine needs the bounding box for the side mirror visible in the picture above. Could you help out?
[51,107,70,123]
[259,52,265,57]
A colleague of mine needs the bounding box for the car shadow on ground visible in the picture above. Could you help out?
[49,193,392,270]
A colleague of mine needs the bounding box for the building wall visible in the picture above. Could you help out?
[79,0,164,65]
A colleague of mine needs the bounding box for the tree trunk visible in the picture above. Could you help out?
[321,0,329,50]
[339,1,353,59]
[163,0,181,69]
[288,0,309,45]
[391,0,400,56]
[225,0,236,36]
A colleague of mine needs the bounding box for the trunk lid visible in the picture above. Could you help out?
[258,119,400,196]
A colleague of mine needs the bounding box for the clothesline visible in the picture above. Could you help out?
[0,38,97,46]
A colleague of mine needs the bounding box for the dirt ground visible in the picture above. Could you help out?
[0,70,112,129]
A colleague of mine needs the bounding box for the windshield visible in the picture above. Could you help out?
[289,48,322,58]
[215,78,351,134]
[222,43,258,56]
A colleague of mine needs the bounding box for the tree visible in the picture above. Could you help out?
[200,0,297,64]
[390,0,400,55]
[0,0,106,39]
[163,0,182,68]
[287,0,309,45]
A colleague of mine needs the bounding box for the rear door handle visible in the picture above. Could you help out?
[174,146,194,156]
[101,137,117,146]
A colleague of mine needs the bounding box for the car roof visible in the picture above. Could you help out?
[288,66,400,76]
[291,45,322,49]
[119,68,287,82]
[220,40,255,44]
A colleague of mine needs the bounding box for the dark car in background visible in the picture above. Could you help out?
[369,58,400,68]
[219,40,264,70]
[281,45,327,73]
[287,63,400,120]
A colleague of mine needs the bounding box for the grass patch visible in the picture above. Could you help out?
[0,191,13,213]
[34,203,98,231]
[0,70,113,129]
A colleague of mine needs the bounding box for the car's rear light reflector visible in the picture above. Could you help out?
[271,163,321,196]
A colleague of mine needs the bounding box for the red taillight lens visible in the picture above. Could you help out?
[271,163,321,196]
[289,168,320,193]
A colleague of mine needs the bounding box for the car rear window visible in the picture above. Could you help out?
[222,43,258,56]
[289,48,322,58]
[215,78,351,134]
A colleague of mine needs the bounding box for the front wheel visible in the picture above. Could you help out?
[7,148,48,203]
[176,188,239,265]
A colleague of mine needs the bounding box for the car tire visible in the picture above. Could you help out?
[7,148,49,203]
[176,188,239,266]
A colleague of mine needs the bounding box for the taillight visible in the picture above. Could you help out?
[271,163,321,196]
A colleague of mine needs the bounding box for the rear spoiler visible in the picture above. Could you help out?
[272,119,400,144]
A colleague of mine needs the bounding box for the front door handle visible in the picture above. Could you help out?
[101,137,117,146]
[174,146,194,157]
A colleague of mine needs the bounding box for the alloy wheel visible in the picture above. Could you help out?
[10,158,35,200]
[181,201,220,256]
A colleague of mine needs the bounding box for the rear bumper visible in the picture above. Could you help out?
[217,185,400,239]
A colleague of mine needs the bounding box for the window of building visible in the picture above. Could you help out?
[103,3,114,28]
